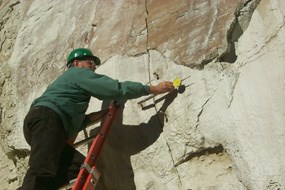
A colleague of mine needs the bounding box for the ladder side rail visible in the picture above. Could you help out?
[72,101,119,190]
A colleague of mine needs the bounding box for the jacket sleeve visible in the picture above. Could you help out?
[76,69,150,100]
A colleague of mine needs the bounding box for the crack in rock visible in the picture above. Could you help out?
[195,98,210,130]
[219,0,261,63]
[174,144,225,167]
[164,139,183,187]
[266,179,284,190]
[9,1,20,11]
[195,88,218,130]
[228,72,240,108]
[239,22,285,68]
[145,0,151,84]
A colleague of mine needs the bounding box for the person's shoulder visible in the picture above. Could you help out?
[67,67,94,75]
[66,67,103,80]
[67,67,90,72]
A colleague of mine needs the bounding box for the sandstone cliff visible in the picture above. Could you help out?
[0,0,284,189]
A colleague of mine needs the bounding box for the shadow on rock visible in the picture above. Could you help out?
[91,90,178,190]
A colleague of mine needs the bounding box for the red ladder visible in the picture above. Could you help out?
[72,101,119,190]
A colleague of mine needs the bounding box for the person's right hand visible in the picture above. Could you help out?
[149,81,174,95]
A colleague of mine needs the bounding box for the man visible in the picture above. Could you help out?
[18,48,174,189]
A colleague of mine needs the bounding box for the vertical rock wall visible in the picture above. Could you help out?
[0,0,284,189]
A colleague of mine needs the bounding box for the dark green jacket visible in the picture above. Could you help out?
[31,67,150,139]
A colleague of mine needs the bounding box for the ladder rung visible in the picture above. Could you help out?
[73,135,96,148]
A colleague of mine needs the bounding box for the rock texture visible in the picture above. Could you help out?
[0,0,284,189]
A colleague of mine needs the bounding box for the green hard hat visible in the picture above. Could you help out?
[67,48,101,67]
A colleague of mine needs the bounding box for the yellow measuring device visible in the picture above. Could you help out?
[173,77,181,88]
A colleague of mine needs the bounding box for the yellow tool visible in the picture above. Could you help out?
[173,77,181,88]
[138,77,183,106]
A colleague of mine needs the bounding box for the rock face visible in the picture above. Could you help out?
[0,0,284,189]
